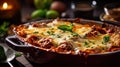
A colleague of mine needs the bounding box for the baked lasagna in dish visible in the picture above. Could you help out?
[14,18,120,55]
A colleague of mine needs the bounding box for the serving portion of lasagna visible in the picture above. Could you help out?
[14,19,120,55]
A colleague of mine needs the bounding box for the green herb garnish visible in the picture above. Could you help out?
[47,31,54,35]
[103,36,110,43]
[57,35,61,38]
[0,22,9,37]
[71,33,79,37]
[58,24,73,32]
[84,41,89,47]
[88,40,95,44]
[33,31,39,34]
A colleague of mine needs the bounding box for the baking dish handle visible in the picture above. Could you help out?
[5,36,32,52]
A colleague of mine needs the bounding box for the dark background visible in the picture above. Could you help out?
[1,0,120,23]
[19,0,120,22]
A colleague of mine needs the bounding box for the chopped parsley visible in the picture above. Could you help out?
[51,28,54,30]
[102,35,110,45]
[33,31,39,34]
[47,31,55,35]
[57,35,61,38]
[103,36,110,43]
[68,36,71,38]
[71,33,79,37]
[88,40,95,44]
[84,41,88,45]
[84,41,89,47]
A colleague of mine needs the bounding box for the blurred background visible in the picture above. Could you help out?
[20,0,120,22]
[0,0,120,24]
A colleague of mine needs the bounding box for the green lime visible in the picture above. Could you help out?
[46,10,59,19]
[34,0,52,9]
[31,9,46,19]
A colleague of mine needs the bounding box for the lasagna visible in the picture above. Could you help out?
[14,18,120,55]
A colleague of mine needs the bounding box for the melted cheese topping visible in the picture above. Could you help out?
[21,20,113,53]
